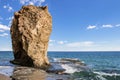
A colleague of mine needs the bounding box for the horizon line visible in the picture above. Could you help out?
[0,50,120,52]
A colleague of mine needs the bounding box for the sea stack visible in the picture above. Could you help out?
[10,5,52,69]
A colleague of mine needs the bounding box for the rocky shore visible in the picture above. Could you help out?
[11,66,73,80]
[0,58,87,80]
[0,66,73,80]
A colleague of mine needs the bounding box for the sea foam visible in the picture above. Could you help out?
[0,66,14,76]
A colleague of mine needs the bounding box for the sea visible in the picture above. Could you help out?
[0,51,120,80]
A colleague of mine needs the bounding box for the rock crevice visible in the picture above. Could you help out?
[10,5,52,69]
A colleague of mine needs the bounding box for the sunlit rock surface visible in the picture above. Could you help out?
[10,5,52,69]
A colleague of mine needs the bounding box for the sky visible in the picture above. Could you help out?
[0,0,120,51]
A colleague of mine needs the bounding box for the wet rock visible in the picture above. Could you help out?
[10,5,52,69]
[11,67,47,80]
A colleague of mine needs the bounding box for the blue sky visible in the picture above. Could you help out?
[0,0,120,51]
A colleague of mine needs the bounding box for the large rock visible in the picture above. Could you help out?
[10,5,52,69]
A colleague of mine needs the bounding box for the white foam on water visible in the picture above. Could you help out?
[0,66,14,76]
[94,71,120,76]
[51,58,85,73]
[52,58,81,62]
[61,64,78,73]
[96,75,107,80]
[52,58,61,62]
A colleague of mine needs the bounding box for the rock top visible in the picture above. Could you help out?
[10,5,52,69]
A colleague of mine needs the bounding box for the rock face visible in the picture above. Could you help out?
[10,5,52,69]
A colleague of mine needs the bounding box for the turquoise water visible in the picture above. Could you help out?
[0,51,120,80]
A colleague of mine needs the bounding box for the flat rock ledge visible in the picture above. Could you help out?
[11,66,73,80]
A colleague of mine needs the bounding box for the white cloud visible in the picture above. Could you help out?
[0,24,10,31]
[116,24,120,27]
[0,33,8,37]
[29,1,34,5]
[48,40,120,51]
[87,25,96,30]
[49,40,68,45]
[102,24,113,28]
[49,43,53,46]
[83,41,94,46]
[3,5,7,8]
[8,16,14,20]
[8,6,13,11]
[19,0,45,5]
[66,42,81,47]
[57,41,64,45]
[0,48,12,51]
[49,40,55,43]
[20,0,30,4]
[0,46,12,51]
[49,40,55,46]
[48,41,96,51]
[87,24,120,30]
[66,41,94,47]
[57,41,68,45]
[0,30,4,32]
[3,5,13,12]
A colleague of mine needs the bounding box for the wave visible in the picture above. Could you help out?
[49,57,120,80]
[94,71,120,76]
[48,57,89,74]
[0,66,14,76]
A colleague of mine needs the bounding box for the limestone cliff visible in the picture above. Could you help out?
[10,5,52,69]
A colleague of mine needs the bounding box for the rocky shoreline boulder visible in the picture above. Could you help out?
[10,5,52,69]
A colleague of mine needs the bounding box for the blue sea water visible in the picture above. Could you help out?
[49,51,120,71]
[0,51,120,79]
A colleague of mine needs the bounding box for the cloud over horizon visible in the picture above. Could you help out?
[66,41,94,47]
